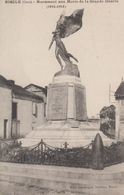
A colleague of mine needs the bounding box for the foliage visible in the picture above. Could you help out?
[100,105,115,138]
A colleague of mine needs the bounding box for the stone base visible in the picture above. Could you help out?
[20,121,115,148]
[54,63,80,77]
[46,75,87,121]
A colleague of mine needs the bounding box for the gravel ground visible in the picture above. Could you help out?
[0,180,76,195]
[0,180,124,195]
[0,163,124,195]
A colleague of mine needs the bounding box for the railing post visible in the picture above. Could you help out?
[64,142,69,150]
[40,139,44,164]
[41,139,44,153]
[92,133,104,170]
[63,142,69,166]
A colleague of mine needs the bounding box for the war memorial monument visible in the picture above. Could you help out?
[22,9,113,148]
[20,9,112,150]
[0,9,124,171]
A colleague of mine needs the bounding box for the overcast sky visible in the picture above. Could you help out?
[0,1,124,116]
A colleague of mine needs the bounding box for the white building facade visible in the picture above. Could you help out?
[115,81,124,141]
[0,75,46,139]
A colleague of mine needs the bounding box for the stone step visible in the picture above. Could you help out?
[0,162,124,184]
[19,129,115,147]
[36,121,100,131]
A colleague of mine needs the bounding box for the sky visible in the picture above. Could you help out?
[0,0,124,117]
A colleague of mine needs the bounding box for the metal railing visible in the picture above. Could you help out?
[0,134,124,170]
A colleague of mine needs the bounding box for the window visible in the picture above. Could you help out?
[44,103,46,117]
[4,119,8,139]
[32,103,38,117]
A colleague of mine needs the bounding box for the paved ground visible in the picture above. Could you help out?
[0,181,71,195]
[0,162,124,195]
[0,179,124,195]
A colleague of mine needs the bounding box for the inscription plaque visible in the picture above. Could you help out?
[75,85,87,120]
[47,84,68,120]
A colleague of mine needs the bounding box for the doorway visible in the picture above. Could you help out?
[4,119,8,139]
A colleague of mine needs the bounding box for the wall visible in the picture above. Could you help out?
[116,99,124,141]
[26,85,47,102]
[12,98,33,137]
[13,98,45,136]
[32,102,45,129]
[26,85,47,127]
[0,87,12,139]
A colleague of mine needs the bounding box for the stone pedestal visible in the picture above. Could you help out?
[46,74,87,121]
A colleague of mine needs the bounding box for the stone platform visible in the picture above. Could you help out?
[20,121,115,147]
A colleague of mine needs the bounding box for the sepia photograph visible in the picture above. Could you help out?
[0,0,124,194]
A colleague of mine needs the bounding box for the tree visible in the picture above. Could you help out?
[100,105,115,139]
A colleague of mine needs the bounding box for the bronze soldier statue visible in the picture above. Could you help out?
[52,31,78,70]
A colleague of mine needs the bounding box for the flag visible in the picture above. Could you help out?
[56,9,84,38]
[49,9,84,50]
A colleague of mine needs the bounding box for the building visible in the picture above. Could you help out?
[0,76,12,139]
[115,80,124,140]
[0,75,46,139]
[25,84,47,102]
[24,84,47,125]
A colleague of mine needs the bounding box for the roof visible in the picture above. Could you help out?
[25,84,47,95]
[12,84,43,101]
[115,81,124,99]
[0,75,43,102]
[0,75,11,89]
